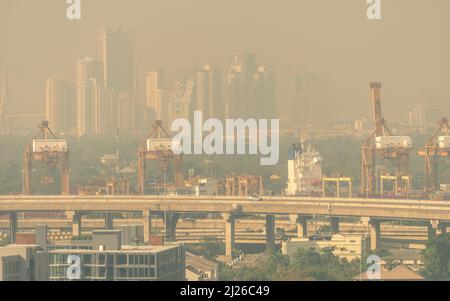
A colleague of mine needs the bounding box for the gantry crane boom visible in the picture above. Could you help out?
[23,120,69,195]
[419,118,450,192]
[137,120,184,195]
[361,83,411,196]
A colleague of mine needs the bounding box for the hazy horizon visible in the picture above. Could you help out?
[1,0,450,122]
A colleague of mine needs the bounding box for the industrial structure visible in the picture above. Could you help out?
[22,120,69,195]
[224,174,264,196]
[419,118,450,192]
[0,67,11,135]
[361,83,412,196]
[137,120,183,195]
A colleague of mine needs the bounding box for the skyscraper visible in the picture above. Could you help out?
[45,76,75,133]
[99,27,137,132]
[227,53,256,119]
[227,53,275,120]
[292,74,328,128]
[146,70,165,122]
[167,79,196,125]
[196,65,223,121]
[252,66,276,119]
[99,27,136,93]
[76,57,105,136]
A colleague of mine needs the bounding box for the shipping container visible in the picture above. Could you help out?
[439,136,450,149]
[16,233,36,245]
[32,139,68,153]
[375,136,412,149]
[148,235,164,246]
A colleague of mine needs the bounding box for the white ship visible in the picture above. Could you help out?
[286,141,323,196]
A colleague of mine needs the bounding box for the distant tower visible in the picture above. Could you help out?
[76,57,105,136]
[196,65,223,121]
[292,74,328,128]
[99,27,137,132]
[227,53,256,119]
[46,76,76,133]
[0,66,11,135]
[99,26,136,93]
[146,70,165,121]
[227,53,275,119]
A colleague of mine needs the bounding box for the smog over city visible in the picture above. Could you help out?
[0,0,450,292]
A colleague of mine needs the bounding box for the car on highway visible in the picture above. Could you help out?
[248,195,263,202]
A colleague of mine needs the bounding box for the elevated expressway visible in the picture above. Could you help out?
[1,195,449,256]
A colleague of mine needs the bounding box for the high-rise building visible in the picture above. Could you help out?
[146,70,165,122]
[252,66,276,119]
[196,65,223,121]
[99,27,136,93]
[227,53,256,119]
[408,105,442,126]
[292,74,328,128]
[167,80,196,125]
[99,27,138,132]
[113,92,137,131]
[227,53,275,119]
[45,76,76,134]
[76,57,105,136]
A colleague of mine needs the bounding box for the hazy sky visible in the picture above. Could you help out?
[1,0,449,122]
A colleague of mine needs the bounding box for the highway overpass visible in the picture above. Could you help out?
[1,195,449,256]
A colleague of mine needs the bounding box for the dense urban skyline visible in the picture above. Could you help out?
[1,0,450,123]
[1,0,450,285]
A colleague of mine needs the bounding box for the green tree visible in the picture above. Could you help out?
[421,233,450,280]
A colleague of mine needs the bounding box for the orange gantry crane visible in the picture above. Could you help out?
[23,120,69,195]
[418,118,450,192]
[361,83,412,196]
[137,120,183,195]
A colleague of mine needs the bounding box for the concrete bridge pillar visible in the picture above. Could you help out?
[143,210,152,244]
[164,213,179,242]
[330,217,340,234]
[223,213,235,257]
[266,215,276,252]
[428,220,439,239]
[9,212,17,244]
[290,215,311,238]
[105,213,114,230]
[66,211,82,237]
[438,223,447,235]
[367,218,381,251]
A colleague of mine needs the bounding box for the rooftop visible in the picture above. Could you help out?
[48,243,182,254]
[353,265,424,281]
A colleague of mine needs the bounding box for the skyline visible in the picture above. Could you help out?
[0,0,449,122]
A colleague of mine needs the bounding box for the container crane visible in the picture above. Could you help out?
[361,83,412,196]
[23,120,70,195]
[137,120,183,195]
[418,118,450,192]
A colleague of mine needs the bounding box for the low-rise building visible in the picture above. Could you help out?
[48,244,185,281]
[47,230,185,281]
[353,265,424,281]
[281,234,370,261]
[0,245,49,281]
[185,252,218,281]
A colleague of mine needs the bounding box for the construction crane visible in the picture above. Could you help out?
[418,118,450,192]
[23,120,70,195]
[361,83,412,196]
[137,120,183,194]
